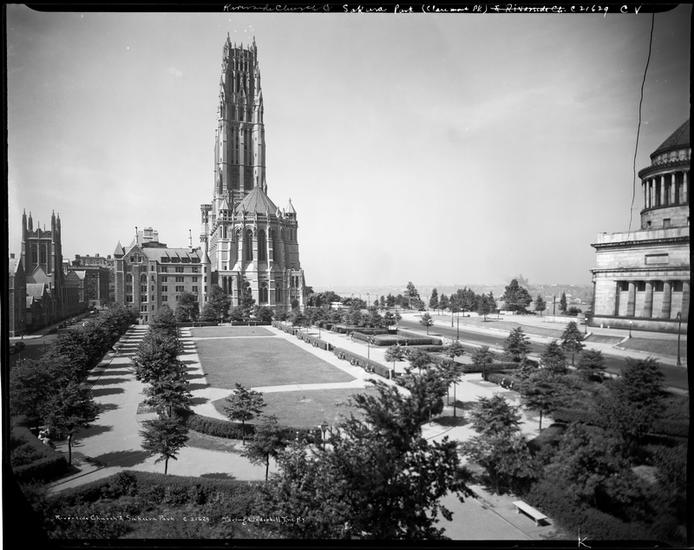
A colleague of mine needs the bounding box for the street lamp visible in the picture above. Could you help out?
[456,312,460,342]
[676,312,682,366]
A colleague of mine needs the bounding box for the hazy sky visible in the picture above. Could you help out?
[6,6,690,288]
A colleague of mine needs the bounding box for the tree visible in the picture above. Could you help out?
[384,345,405,377]
[149,305,177,333]
[429,288,439,311]
[254,305,275,325]
[559,292,568,314]
[10,357,66,424]
[144,370,192,417]
[242,415,288,481]
[175,291,198,322]
[560,321,584,366]
[383,311,397,327]
[386,294,396,308]
[263,379,472,539]
[133,330,182,384]
[468,395,521,437]
[207,285,231,322]
[441,341,465,414]
[471,346,495,381]
[439,294,450,312]
[534,294,546,316]
[199,302,218,322]
[45,382,100,465]
[140,416,189,475]
[519,370,564,430]
[487,292,497,317]
[541,340,567,375]
[501,279,532,313]
[419,312,433,334]
[240,279,255,319]
[596,358,664,452]
[224,384,267,443]
[460,395,536,494]
[408,348,431,374]
[576,349,606,381]
[503,327,530,363]
[476,294,491,321]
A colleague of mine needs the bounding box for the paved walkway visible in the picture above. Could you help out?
[45,322,560,540]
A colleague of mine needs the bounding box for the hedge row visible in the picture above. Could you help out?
[295,332,333,351]
[396,329,443,344]
[332,347,392,379]
[183,412,320,444]
[10,427,69,482]
[552,408,597,425]
[373,335,442,347]
[650,419,689,438]
[50,469,261,506]
[176,321,219,327]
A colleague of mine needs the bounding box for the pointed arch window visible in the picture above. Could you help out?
[260,282,268,304]
[245,229,253,261]
[258,229,267,261]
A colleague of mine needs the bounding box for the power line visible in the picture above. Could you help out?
[628,12,656,233]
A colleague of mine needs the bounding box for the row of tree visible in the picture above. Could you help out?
[135,306,191,475]
[10,306,137,464]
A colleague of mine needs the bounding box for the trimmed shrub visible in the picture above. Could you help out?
[650,419,689,439]
[486,372,522,391]
[10,427,69,482]
[331,347,391,378]
[183,412,255,440]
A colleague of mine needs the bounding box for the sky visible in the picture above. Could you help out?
[6,5,691,290]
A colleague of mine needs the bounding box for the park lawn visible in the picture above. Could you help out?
[195,335,355,389]
[191,326,275,338]
[212,386,378,429]
[619,337,685,357]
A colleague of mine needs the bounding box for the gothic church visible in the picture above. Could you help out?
[200,36,306,313]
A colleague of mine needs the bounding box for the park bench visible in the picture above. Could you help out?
[512,500,547,526]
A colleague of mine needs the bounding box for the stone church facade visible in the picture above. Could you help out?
[591,120,690,332]
[200,37,306,313]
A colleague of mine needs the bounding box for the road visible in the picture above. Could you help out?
[399,319,689,391]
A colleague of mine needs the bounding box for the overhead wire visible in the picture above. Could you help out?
[628,12,656,233]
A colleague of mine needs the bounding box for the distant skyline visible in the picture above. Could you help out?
[7,6,691,288]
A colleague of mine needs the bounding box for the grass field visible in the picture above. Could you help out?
[193,327,355,389]
[191,326,275,338]
[619,337,686,357]
[212,386,378,429]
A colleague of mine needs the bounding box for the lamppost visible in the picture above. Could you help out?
[629,320,633,339]
[676,312,682,366]
[456,312,460,342]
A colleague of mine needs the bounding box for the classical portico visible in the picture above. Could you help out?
[591,120,690,333]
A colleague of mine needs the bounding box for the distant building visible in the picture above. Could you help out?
[19,210,86,330]
[591,120,690,332]
[69,254,113,307]
[200,37,307,314]
[113,227,211,324]
[8,253,26,336]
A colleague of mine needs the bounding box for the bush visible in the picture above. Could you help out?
[332,347,390,378]
[372,334,442,347]
[301,334,333,351]
[486,372,522,391]
[10,427,69,482]
[183,412,256,440]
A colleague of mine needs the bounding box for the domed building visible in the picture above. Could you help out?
[200,37,306,313]
[591,119,689,332]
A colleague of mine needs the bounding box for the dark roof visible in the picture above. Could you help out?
[140,247,202,262]
[235,186,278,215]
[651,119,690,158]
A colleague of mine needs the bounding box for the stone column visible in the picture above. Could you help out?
[650,180,656,207]
[614,281,621,316]
[643,182,648,209]
[643,281,653,318]
[661,281,672,319]
[684,171,688,203]
[660,175,666,206]
[682,281,690,321]
[626,282,636,317]
[237,228,243,265]
[671,173,677,204]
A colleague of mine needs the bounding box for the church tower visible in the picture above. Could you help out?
[201,37,306,314]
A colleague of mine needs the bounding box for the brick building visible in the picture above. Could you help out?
[113,227,211,324]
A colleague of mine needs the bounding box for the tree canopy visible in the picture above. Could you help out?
[501,279,532,313]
